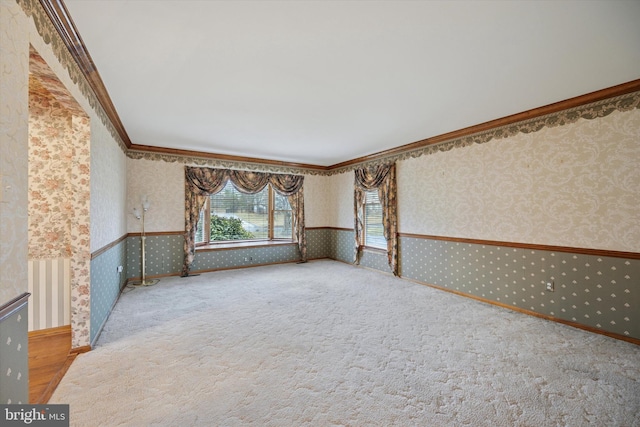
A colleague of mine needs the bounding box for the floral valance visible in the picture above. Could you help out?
[354,163,398,276]
[182,167,306,276]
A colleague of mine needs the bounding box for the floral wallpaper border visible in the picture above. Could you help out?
[126,150,325,176]
[20,0,639,178]
[17,0,127,154]
[127,90,640,176]
[331,91,640,175]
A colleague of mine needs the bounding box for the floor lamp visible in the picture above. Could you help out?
[131,195,159,287]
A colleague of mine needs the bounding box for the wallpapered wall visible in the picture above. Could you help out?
[126,158,185,233]
[2,0,128,350]
[0,301,29,404]
[90,239,127,345]
[326,228,640,340]
[0,0,30,310]
[125,157,338,232]
[324,172,355,229]
[28,65,94,345]
[90,118,128,252]
[397,108,640,253]
[300,174,327,227]
[28,78,87,259]
[120,106,639,342]
[325,108,640,340]
[0,0,634,404]
[399,236,639,339]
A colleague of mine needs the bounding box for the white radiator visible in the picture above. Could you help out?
[27,258,71,331]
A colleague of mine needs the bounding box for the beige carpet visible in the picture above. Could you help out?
[51,260,640,426]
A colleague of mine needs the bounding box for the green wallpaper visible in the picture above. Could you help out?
[306,229,332,260]
[399,236,639,340]
[127,235,183,278]
[192,244,300,272]
[326,229,639,340]
[126,235,303,278]
[359,250,392,274]
[0,302,29,404]
[330,229,354,263]
[90,239,127,344]
[118,229,638,341]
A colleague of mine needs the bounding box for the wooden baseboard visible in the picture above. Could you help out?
[37,354,78,404]
[70,345,91,355]
[28,324,70,339]
[403,276,640,346]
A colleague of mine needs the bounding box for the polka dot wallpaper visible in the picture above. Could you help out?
[126,235,184,278]
[0,304,29,404]
[192,244,300,272]
[90,239,127,344]
[102,228,638,341]
[126,235,305,278]
[307,229,332,260]
[360,250,392,274]
[330,229,354,264]
[124,230,351,279]
[399,236,639,339]
[326,229,638,340]
[0,302,29,404]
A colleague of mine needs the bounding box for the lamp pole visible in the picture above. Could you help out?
[132,195,159,287]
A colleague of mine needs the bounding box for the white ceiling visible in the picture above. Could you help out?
[63,0,640,167]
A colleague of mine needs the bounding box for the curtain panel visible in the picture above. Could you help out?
[182,166,306,276]
[270,174,306,264]
[353,163,398,276]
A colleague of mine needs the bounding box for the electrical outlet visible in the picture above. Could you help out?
[244,257,253,262]
[546,281,554,292]
[117,265,124,273]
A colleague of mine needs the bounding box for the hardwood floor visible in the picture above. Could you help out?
[28,326,75,404]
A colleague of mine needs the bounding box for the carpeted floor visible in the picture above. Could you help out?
[51,260,640,426]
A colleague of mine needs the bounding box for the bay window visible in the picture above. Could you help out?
[195,180,292,245]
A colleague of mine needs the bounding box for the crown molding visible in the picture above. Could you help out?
[127,83,640,175]
[38,0,132,148]
[129,144,329,172]
[329,79,640,172]
[36,1,639,175]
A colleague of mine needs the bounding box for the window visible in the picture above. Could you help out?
[195,181,292,245]
[364,189,385,249]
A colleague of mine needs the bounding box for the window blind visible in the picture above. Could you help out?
[364,190,385,248]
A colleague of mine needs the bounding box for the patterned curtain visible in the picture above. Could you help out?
[229,170,270,194]
[354,163,398,276]
[182,167,230,276]
[182,166,306,276]
[270,174,306,262]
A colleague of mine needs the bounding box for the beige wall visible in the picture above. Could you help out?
[90,118,127,252]
[0,0,30,305]
[125,158,343,231]
[1,0,127,346]
[326,171,354,229]
[300,174,326,228]
[304,172,352,229]
[396,108,640,252]
[318,108,640,253]
[126,157,185,233]
[122,103,640,255]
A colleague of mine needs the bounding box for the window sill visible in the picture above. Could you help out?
[196,240,296,252]
[362,245,387,254]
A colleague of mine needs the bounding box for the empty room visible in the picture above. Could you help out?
[1,0,639,425]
